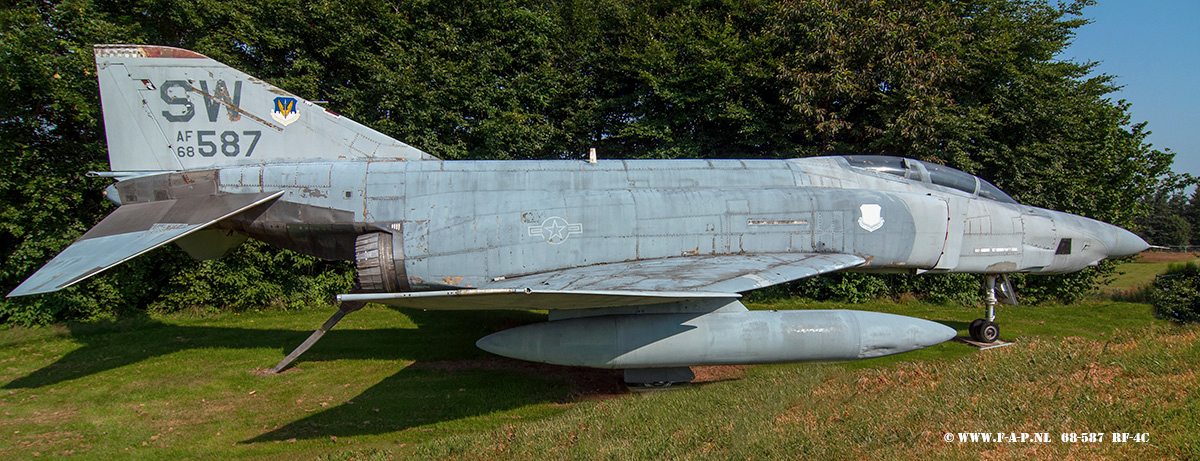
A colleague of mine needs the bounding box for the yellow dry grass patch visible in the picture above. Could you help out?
[853,362,942,393]
[765,328,1198,459]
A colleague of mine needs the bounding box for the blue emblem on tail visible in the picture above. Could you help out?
[271,97,300,126]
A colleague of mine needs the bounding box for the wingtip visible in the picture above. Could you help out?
[6,284,42,298]
[6,278,65,297]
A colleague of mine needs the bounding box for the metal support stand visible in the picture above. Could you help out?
[624,367,695,389]
[264,300,365,374]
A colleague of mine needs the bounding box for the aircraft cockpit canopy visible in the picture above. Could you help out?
[841,155,1017,204]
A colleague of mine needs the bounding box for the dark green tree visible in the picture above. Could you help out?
[1138,191,1193,247]
[1182,188,1200,246]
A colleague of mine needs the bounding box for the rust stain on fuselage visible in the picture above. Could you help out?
[299,187,327,198]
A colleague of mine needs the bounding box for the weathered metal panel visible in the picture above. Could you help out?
[216,166,263,194]
[261,164,297,188]
[952,199,1029,272]
[362,161,407,222]
[405,186,641,286]
[631,189,725,259]
[888,193,949,268]
[573,161,634,190]
[933,196,968,270]
[1020,212,1058,270]
[329,162,369,216]
[812,211,844,253]
[294,164,332,188]
[289,164,333,208]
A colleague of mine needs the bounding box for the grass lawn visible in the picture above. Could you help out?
[2,294,1196,459]
[1097,252,1200,296]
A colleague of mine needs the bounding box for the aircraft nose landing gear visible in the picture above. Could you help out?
[970,274,1016,343]
[969,318,1000,343]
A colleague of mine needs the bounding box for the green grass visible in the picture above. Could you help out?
[1098,256,1200,296]
[2,299,1197,459]
[0,308,579,457]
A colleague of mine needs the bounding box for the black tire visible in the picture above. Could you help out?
[979,321,1000,343]
[969,319,984,340]
[639,382,674,389]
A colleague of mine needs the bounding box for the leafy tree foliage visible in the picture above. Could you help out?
[0,0,1182,324]
[1150,262,1200,324]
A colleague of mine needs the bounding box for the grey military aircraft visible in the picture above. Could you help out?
[8,45,1149,385]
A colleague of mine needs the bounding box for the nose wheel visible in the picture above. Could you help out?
[970,274,1015,343]
[969,318,1000,343]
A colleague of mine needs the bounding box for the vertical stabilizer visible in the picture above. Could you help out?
[94,44,436,172]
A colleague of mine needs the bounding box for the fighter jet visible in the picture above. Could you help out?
[7,45,1149,385]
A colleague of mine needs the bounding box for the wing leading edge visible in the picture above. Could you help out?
[338,289,737,310]
[338,252,866,310]
[7,191,283,297]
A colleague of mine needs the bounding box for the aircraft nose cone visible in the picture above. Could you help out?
[1107,227,1150,258]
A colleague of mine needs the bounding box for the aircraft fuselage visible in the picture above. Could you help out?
[107,155,1142,292]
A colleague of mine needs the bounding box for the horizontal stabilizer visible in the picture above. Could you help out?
[336,289,737,311]
[7,191,283,297]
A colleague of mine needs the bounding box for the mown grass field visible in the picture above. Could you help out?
[2,293,1198,458]
[1097,252,1200,296]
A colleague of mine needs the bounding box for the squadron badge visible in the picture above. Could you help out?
[858,204,884,232]
[271,97,300,126]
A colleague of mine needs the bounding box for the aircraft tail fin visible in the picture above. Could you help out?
[93,44,436,172]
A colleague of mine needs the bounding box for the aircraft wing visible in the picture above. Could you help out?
[7,191,284,297]
[337,288,737,310]
[337,252,866,310]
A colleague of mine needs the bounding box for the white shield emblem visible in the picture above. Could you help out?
[858,204,884,232]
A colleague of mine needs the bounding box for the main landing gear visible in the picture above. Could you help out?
[969,274,1017,343]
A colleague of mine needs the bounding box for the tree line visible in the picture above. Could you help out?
[0,0,1182,325]
[1135,189,1200,247]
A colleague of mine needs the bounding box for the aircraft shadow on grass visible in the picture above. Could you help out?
[4,307,964,442]
[2,307,622,442]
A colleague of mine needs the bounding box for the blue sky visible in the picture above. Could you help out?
[1059,1,1200,180]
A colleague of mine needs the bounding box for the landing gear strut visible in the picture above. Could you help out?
[969,274,1016,343]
